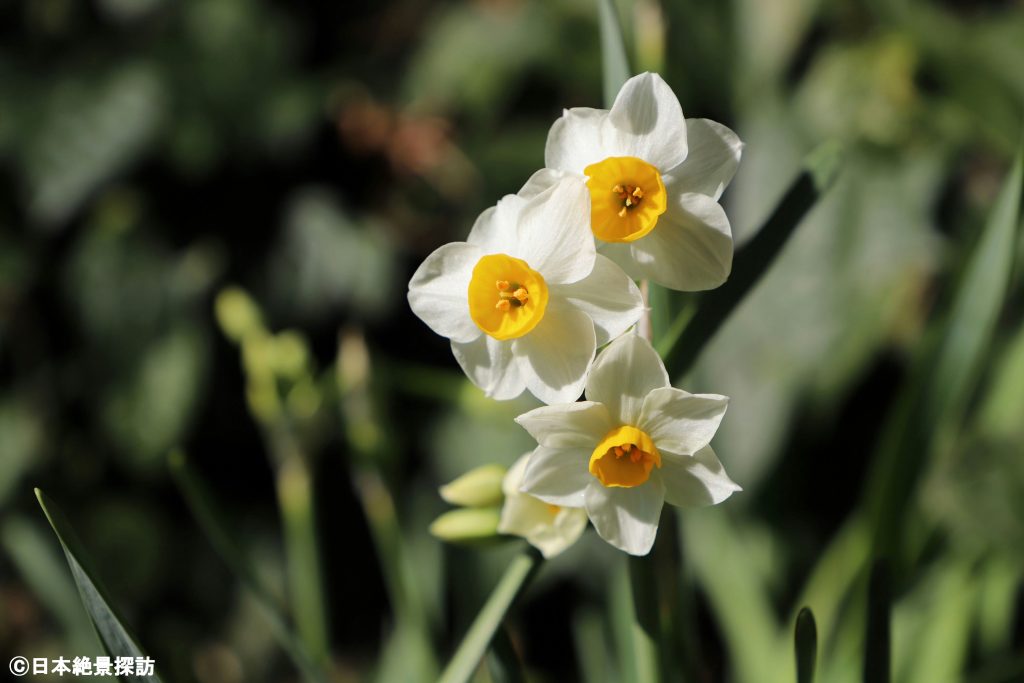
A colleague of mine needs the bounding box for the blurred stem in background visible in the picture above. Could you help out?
[269,427,329,666]
[337,329,439,680]
[437,547,541,683]
[169,450,329,683]
[215,287,330,667]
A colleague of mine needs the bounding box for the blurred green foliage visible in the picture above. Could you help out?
[2,0,1023,682]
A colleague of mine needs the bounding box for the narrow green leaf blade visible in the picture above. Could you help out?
[597,0,630,107]
[487,626,527,683]
[795,607,817,683]
[168,451,328,683]
[866,144,1024,556]
[864,561,891,683]
[35,489,161,683]
[627,554,663,683]
[925,145,1024,429]
[438,548,541,683]
[663,141,844,378]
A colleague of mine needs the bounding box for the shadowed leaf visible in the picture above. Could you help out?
[35,489,162,683]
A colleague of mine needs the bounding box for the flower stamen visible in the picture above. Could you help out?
[584,157,667,242]
[589,425,661,488]
[468,253,549,340]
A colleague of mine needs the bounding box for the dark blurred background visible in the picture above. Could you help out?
[1,0,1023,682]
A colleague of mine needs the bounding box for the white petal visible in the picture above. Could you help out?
[521,445,593,507]
[501,453,531,497]
[597,241,644,279]
[585,333,669,425]
[515,175,596,284]
[604,72,688,171]
[638,387,728,455]
[533,507,588,558]
[451,335,525,401]
[629,192,733,291]
[498,491,554,536]
[550,255,644,346]
[467,195,525,254]
[407,242,482,343]
[659,446,741,508]
[544,107,610,173]
[515,401,612,449]
[663,118,743,200]
[515,306,596,404]
[518,167,567,200]
[584,478,665,555]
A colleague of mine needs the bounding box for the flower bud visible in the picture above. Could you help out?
[439,464,507,508]
[429,508,501,544]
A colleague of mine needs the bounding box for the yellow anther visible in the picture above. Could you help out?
[632,187,643,198]
[622,443,632,452]
[614,446,625,458]
[496,280,510,291]
[513,288,528,302]
[618,206,628,218]
[546,504,561,515]
[613,184,624,194]
[625,197,633,207]
[495,299,511,312]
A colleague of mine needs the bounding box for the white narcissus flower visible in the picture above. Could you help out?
[498,453,588,558]
[407,175,645,405]
[535,72,743,292]
[515,333,741,555]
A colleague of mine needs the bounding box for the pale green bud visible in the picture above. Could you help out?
[215,287,263,343]
[439,464,507,508]
[271,330,310,380]
[429,508,501,544]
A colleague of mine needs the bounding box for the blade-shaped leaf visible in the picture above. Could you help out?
[866,145,1024,557]
[597,0,630,107]
[662,141,844,379]
[35,488,161,683]
[438,547,541,683]
[168,451,328,683]
[864,560,891,683]
[488,626,527,683]
[795,607,818,683]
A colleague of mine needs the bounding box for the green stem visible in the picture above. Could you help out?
[338,330,436,663]
[273,432,330,666]
[488,626,527,683]
[656,511,696,682]
[627,555,662,683]
[438,548,542,683]
[169,451,328,683]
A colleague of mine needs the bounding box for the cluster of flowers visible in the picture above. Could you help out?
[409,73,743,556]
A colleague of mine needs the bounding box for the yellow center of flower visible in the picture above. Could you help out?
[467,253,549,340]
[584,156,667,243]
[589,425,662,488]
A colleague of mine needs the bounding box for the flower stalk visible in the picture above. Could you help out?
[438,547,542,683]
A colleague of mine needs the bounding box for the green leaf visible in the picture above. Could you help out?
[597,0,630,107]
[438,547,541,683]
[168,451,328,683]
[626,555,662,683]
[926,146,1024,431]
[662,141,844,379]
[35,489,162,683]
[1,517,100,655]
[683,513,787,683]
[487,627,527,683]
[795,608,818,683]
[864,561,891,683]
[866,145,1024,557]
